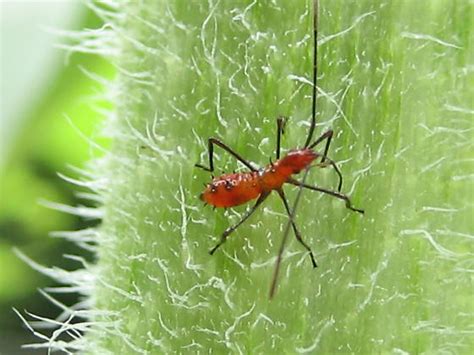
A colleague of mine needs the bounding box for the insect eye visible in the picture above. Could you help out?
[210,185,217,193]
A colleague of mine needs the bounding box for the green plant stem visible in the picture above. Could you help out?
[83,0,473,353]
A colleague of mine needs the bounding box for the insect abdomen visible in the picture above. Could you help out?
[259,148,318,191]
[200,172,261,208]
[277,148,318,174]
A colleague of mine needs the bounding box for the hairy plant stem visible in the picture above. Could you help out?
[18,1,473,353]
[92,1,473,352]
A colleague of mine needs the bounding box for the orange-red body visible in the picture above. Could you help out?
[200,148,318,208]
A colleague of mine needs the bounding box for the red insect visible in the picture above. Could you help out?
[195,0,363,297]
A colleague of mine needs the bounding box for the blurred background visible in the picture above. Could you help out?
[1,2,113,353]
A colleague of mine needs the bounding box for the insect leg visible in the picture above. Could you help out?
[288,178,364,214]
[195,138,257,173]
[308,129,333,163]
[277,189,317,268]
[316,155,343,192]
[209,192,269,255]
[270,167,312,299]
[276,116,287,160]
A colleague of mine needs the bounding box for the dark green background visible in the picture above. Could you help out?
[0,6,111,353]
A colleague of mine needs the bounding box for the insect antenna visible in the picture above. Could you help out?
[304,0,318,148]
[269,165,313,299]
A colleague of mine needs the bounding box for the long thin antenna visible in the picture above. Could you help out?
[304,0,318,148]
[269,166,313,299]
